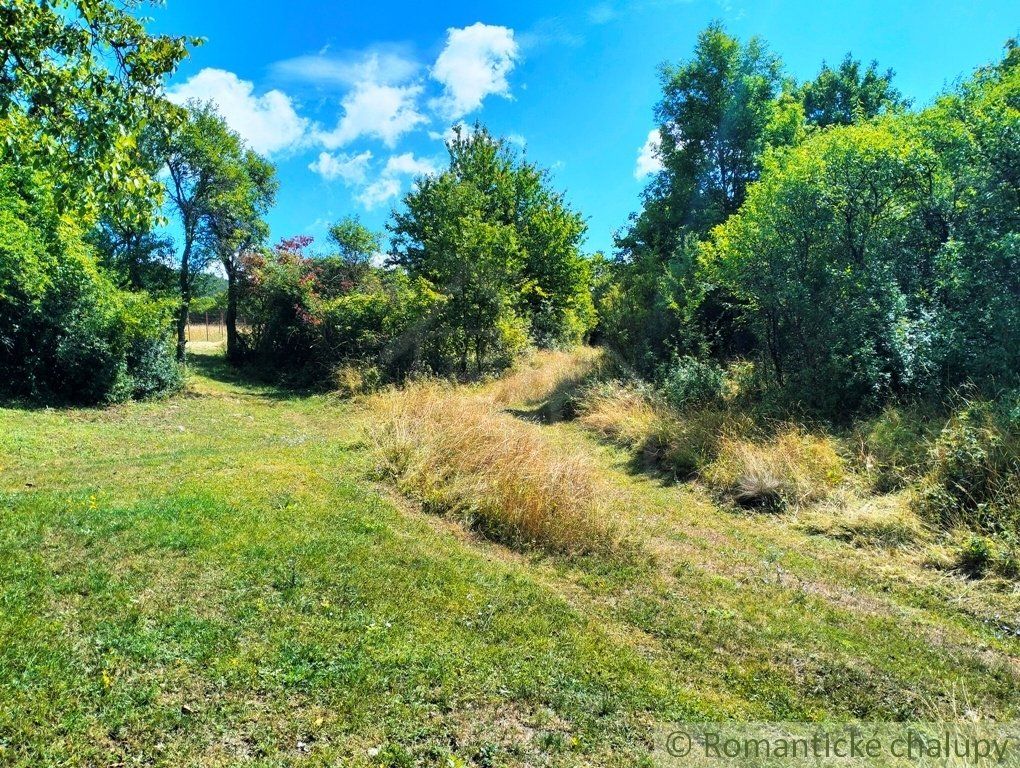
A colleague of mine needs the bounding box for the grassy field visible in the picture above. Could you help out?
[1,344,1018,766]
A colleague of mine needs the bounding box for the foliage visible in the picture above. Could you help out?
[914,401,1019,535]
[238,237,442,386]
[157,102,276,360]
[701,120,936,412]
[609,24,803,374]
[800,54,907,128]
[0,0,195,225]
[699,41,1019,413]
[0,163,180,404]
[390,125,593,373]
[329,215,381,264]
[657,355,726,411]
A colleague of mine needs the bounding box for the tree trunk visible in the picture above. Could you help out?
[176,238,192,362]
[225,258,239,363]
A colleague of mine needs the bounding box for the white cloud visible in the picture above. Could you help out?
[311,150,439,210]
[271,50,419,87]
[517,17,584,50]
[635,129,663,179]
[356,177,402,209]
[430,23,519,118]
[308,150,373,183]
[383,152,440,177]
[315,82,428,148]
[357,152,441,209]
[167,68,308,156]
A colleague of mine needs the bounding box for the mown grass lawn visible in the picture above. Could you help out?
[1,346,1018,767]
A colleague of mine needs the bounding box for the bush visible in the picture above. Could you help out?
[239,245,479,386]
[914,401,1019,534]
[0,165,180,405]
[657,355,726,411]
[957,535,993,578]
[857,406,936,492]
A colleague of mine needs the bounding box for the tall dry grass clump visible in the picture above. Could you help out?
[369,380,620,554]
[577,381,745,478]
[575,382,659,448]
[490,346,606,420]
[703,429,847,510]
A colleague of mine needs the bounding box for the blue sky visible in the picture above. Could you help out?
[148,0,1019,255]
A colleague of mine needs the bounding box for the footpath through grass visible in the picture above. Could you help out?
[1,345,1018,767]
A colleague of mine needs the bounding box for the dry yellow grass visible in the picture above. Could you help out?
[704,429,847,509]
[797,493,926,548]
[489,346,604,418]
[577,382,744,478]
[575,382,659,448]
[368,379,620,554]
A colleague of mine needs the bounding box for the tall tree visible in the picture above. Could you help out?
[610,23,800,370]
[800,54,907,128]
[158,102,271,361]
[206,151,277,362]
[390,125,591,372]
[0,0,195,225]
[635,22,798,249]
[329,215,381,264]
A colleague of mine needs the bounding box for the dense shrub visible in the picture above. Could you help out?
[0,166,180,404]
[857,406,937,492]
[603,41,1019,419]
[239,244,445,386]
[914,401,1019,534]
[657,355,726,411]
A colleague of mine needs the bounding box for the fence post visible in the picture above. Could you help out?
[205,311,209,341]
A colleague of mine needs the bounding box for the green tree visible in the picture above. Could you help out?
[206,150,278,362]
[157,102,273,361]
[329,215,382,264]
[631,22,797,248]
[0,0,195,225]
[89,222,176,294]
[0,162,181,404]
[701,121,937,411]
[610,23,801,373]
[800,54,907,128]
[390,125,590,372]
[916,39,1020,390]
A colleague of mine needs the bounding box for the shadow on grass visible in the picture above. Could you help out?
[185,349,320,401]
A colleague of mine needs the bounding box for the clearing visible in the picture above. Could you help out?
[1,345,1017,766]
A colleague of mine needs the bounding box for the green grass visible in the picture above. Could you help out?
[1,346,1018,766]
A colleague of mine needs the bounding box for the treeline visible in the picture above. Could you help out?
[1,2,193,404]
[2,3,1017,421]
[601,24,1019,416]
[237,126,594,389]
[1,2,593,402]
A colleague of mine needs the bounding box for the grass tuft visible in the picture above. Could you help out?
[798,494,925,548]
[369,380,621,555]
[702,429,846,511]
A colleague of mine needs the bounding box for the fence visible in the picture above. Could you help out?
[185,311,250,344]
